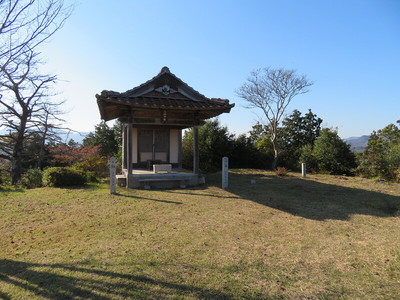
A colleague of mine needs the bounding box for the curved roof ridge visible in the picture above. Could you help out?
[121,67,210,102]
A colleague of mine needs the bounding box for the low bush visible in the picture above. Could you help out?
[21,169,43,188]
[275,166,290,176]
[71,155,108,180]
[82,171,99,183]
[42,167,86,187]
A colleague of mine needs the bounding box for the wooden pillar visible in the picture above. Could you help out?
[122,124,126,170]
[126,123,132,187]
[178,129,182,169]
[193,125,199,174]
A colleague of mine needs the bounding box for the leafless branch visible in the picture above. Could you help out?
[0,0,73,184]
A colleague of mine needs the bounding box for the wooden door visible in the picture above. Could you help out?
[138,129,169,164]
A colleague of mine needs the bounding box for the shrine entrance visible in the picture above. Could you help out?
[138,128,169,168]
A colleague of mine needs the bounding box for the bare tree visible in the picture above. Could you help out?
[0,0,71,64]
[0,50,63,183]
[236,67,313,169]
[0,0,72,184]
[33,102,66,168]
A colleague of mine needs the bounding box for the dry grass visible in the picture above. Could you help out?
[0,170,399,299]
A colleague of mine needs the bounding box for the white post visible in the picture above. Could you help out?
[301,163,306,178]
[110,157,117,194]
[222,156,229,189]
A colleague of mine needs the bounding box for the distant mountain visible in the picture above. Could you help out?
[0,128,90,145]
[344,135,370,152]
[58,131,90,144]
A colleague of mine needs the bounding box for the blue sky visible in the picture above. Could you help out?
[41,0,400,138]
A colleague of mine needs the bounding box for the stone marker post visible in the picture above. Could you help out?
[222,156,229,189]
[301,163,306,178]
[109,157,117,194]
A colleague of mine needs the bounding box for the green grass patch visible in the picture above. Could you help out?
[1,169,399,299]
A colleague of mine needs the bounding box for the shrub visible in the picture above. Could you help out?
[42,167,86,187]
[21,169,43,188]
[82,171,99,183]
[71,155,108,180]
[395,168,400,183]
[275,166,290,176]
[47,144,101,167]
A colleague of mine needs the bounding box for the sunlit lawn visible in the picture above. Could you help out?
[1,169,399,299]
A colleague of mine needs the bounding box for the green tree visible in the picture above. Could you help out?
[183,119,233,173]
[279,109,322,169]
[299,144,318,172]
[245,122,274,168]
[230,134,273,169]
[358,121,400,181]
[248,122,273,153]
[313,128,357,175]
[83,121,119,157]
[112,121,123,149]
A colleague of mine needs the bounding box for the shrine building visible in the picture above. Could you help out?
[96,66,234,189]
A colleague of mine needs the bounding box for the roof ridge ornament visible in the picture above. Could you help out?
[159,66,170,74]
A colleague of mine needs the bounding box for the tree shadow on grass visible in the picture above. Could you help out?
[208,171,400,221]
[163,190,241,200]
[0,186,25,194]
[116,192,183,205]
[0,259,233,300]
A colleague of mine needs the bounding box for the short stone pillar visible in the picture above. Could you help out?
[222,157,229,189]
[109,157,117,194]
[301,163,306,178]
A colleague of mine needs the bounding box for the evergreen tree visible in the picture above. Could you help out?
[83,121,119,157]
[313,128,357,175]
[279,109,322,169]
[358,121,400,181]
[182,119,233,173]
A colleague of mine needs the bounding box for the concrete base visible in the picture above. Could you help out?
[116,169,205,189]
[127,173,205,189]
[116,175,126,187]
[113,168,208,189]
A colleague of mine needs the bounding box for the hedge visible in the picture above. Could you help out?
[42,167,86,187]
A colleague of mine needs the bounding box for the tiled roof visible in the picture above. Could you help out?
[101,94,232,110]
[96,67,234,121]
[122,66,210,101]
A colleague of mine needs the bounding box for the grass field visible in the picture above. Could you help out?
[1,169,399,299]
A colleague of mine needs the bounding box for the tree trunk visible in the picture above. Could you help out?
[272,150,278,170]
[271,136,279,170]
[11,139,23,185]
[11,115,28,185]
[37,127,49,169]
